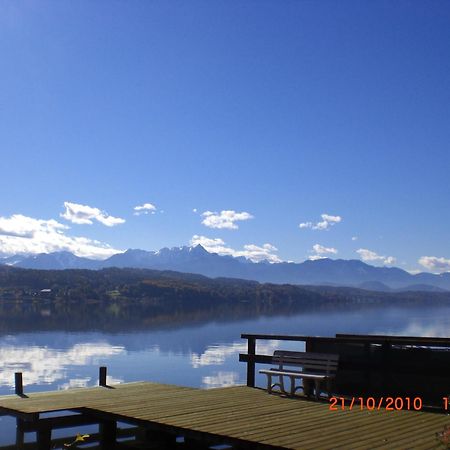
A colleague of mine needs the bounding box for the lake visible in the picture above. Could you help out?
[0,303,449,446]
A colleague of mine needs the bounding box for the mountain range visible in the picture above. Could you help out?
[1,245,449,292]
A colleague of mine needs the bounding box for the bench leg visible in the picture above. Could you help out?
[266,374,273,394]
[326,378,333,398]
[279,375,287,394]
[314,379,321,400]
[303,379,313,397]
[289,376,296,396]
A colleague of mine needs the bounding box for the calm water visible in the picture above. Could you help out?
[0,304,449,445]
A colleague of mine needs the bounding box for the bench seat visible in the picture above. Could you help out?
[259,351,339,400]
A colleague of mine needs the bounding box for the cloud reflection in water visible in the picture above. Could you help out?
[0,343,125,387]
[202,371,241,388]
[190,340,281,368]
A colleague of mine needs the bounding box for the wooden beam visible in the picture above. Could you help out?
[20,413,99,432]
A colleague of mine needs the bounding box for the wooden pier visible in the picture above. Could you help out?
[0,381,449,450]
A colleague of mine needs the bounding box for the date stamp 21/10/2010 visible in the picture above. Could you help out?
[329,396,449,412]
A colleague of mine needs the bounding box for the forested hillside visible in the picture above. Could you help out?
[0,266,448,333]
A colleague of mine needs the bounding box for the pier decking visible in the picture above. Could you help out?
[0,381,448,450]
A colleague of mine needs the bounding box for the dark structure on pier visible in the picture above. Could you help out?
[240,333,450,406]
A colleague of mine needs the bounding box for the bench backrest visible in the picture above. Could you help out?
[273,350,339,376]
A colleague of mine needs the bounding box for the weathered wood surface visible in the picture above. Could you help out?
[0,382,449,449]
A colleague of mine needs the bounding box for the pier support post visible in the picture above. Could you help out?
[139,429,177,449]
[184,437,211,449]
[246,337,256,387]
[99,420,117,449]
[37,427,51,450]
[15,418,25,450]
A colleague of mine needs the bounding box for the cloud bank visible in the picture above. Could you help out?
[309,243,338,260]
[61,202,125,226]
[190,235,281,263]
[418,256,450,272]
[356,248,396,265]
[201,210,253,230]
[0,214,122,259]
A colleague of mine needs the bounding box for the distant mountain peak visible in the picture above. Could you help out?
[189,244,208,254]
[2,246,449,292]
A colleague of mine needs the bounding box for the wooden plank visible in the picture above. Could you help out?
[0,382,448,450]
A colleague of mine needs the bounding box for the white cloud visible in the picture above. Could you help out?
[192,208,198,213]
[352,236,358,241]
[418,256,450,273]
[190,235,281,263]
[0,214,68,238]
[133,203,157,216]
[308,244,338,261]
[201,210,253,230]
[0,214,122,259]
[299,213,342,231]
[61,202,125,227]
[383,256,396,265]
[356,248,396,265]
[308,255,327,261]
[312,244,338,255]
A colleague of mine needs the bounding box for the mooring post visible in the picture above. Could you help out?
[99,366,107,387]
[246,337,256,387]
[15,372,23,396]
[99,420,117,449]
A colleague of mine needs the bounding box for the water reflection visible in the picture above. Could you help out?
[374,321,450,337]
[202,371,241,389]
[0,304,448,444]
[0,342,125,388]
[190,341,280,368]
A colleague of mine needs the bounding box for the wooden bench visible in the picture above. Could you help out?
[259,351,339,400]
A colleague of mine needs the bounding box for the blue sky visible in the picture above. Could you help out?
[1,1,449,272]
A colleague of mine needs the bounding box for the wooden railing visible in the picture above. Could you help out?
[239,334,337,387]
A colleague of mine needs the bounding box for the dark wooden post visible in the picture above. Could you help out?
[305,337,312,352]
[99,420,117,449]
[184,437,210,449]
[99,366,107,386]
[15,418,25,450]
[140,429,176,448]
[37,427,51,450]
[15,372,23,395]
[364,342,371,394]
[381,341,391,395]
[246,337,256,387]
